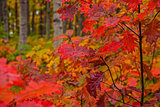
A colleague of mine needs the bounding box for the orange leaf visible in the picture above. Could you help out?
[52,35,68,42]
[0,88,15,103]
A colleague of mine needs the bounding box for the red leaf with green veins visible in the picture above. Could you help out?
[86,72,104,98]
[121,31,137,53]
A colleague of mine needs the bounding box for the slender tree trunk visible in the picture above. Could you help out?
[3,0,9,40]
[46,2,51,40]
[63,19,68,33]
[0,0,3,25]
[39,1,43,37]
[15,0,19,33]
[42,4,46,37]
[53,0,63,49]
[31,1,35,33]
[19,0,28,49]
[27,0,30,35]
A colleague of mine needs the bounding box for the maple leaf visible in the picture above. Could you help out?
[123,0,142,11]
[57,3,78,21]
[0,88,15,103]
[82,19,97,33]
[58,41,90,60]
[121,31,138,53]
[86,72,104,98]
[98,41,122,54]
[96,95,105,107]
[16,81,62,101]
[52,35,68,42]
[16,100,43,107]
[92,25,107,38]
[85,3,106,21]
[0,58,23,88]
[103,16,120,28]
[127,77,138,87]
[16,100,56,107]
[143,19,160,44]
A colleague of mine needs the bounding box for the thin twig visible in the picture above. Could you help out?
[104,91,134,107]
[152,10,160,21]
[122,22,139,37]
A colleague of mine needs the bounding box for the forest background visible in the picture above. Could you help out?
[0,0,160,107]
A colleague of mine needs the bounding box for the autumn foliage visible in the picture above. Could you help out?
[1,0,160,107]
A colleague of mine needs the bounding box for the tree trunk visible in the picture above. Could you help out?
[27,0,30,35]
[46,2,51,40]
[31,1,35,33]
[39,1,43,37]
[19,0,28,49]
[3,0,9,40]
[42,3,46,37]
[15,0,19,33]
[53,0,63,49]
[0,0,3,25]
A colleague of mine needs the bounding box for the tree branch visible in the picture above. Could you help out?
[138,4,144,106]
[100,56,141,104]
[152,10,160,21]
[121,22,139,37]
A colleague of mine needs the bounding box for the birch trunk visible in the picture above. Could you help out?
[53,0,63,49]
[19,0,28,49]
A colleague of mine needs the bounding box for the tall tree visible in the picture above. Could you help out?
[3,0,9,40]
[46,2,51,40]
[31,0,35,33]
[15,0,19,33]
[27,0,30,35]
[0,0,3,25]
[53,0,63,49]
[19,0,28,49]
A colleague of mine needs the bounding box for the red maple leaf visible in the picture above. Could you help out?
[82,19,97,33]
[120,31,138,53]
[0,58,23,88]
[143,19,160,44]
[98,41,122,54]
[85,3,106,21]
[123,0,142,11]
[16,80,62,101]
[58,41,90,60]
[57,3,78,21]
[103,16,120,28]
